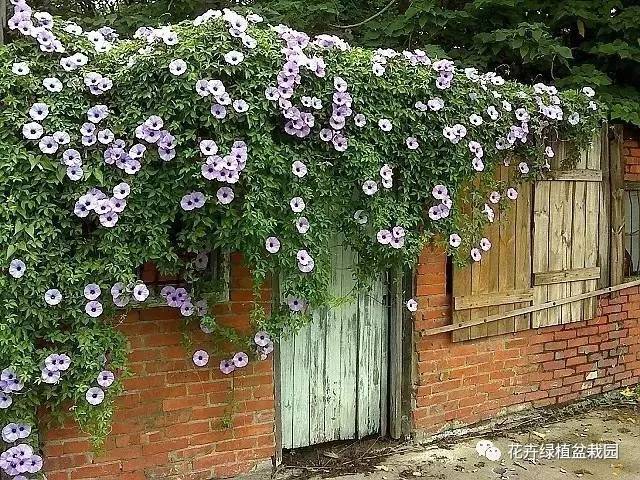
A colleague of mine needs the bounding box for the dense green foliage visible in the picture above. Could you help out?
[33,0,639,127]
[0,1,603,472]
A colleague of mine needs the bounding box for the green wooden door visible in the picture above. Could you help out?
[279,243,389,449]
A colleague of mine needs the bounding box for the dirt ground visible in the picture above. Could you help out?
[275,402,640,480]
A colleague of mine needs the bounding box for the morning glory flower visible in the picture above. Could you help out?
[97,370,115,387]
[377,229,391,245]
[406,299,418,312]
[43,77,63,92]
[568,112,580,125]
[29,103,49,121]
[233,352,249,368]
[216,186,234,204]
[518,162,530,174]
[2,424,20,443]
[22,122,43,140]
[211,104,227,119]
[449,234,462,247]
[193,350,209,367]
[378,118,392,131]
[255,331,270,347]
[219,359,235,375]
[12,62,29,75]
[9,259,26,278]
[232,99,249,113]
[290,197,305,212]
[362,180,378,195]
[41,368,61,384]
[200,139,218,156]
[265,236,281,254]
[582,86,595,97]
[0,394,12,409]
[480,237,492,251]
[406,137,419,150]
[85,387,105,405]
[85,301,103,317]
[84,284,101,300]
[507,188,518,200]
[133,283,150,301]
[471,248,482,262]
[39,136,58,154]
[44,289,62,306]
[296,217,310,234]
[291,161,307,178]
[224,50,244,65]
[489,191,501,204]
[169,59,187,75]
[99,212,119,227]
[87,105,108,123]
[287,296,306,312]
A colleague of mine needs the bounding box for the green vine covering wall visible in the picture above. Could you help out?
[0,1,604,475]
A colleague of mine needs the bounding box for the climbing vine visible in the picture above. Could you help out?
[0,1,604,476]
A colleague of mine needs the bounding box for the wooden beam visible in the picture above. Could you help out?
[624,181,640,191]
[550,169,603,182]
[420,277,640,337]
[272,270,283,465]
[0,0,6,46]
[454,289,534,310]
[598,125,611,289]
[533,266,601,286]
[388,266,403,440]
[610,125,625,287]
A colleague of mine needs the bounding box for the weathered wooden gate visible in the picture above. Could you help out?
[278,243,389,449]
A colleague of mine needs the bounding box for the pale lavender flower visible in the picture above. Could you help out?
[160,285,175,298]
[2,424,20,443]
[25,455,43,474]
[193,350,209,367]
[392,226,405,238]
[39,135,58,154]
[99,212,119,227]
[232,99,248,113]
[471,248,482,262]
[378,118,392,131]
[506,188,518,200]
[406,299,418,312]
[292,161,307,178]
[67,166,83,181]
[43,77,63,92]
[489,191,501,204]
[265,236,281,254]
[219,359,235,374]
[469,114,483,125]
[480,238,492,251]
[29,102,48,121]
[86,387,105,405]
[287,296,305,312]
[181,301,195,316]
[133,284,149,301]
[406,137,419,150]
[518,162,530,174]
[62,149,82,166]
[449,233,462,248]
[233,352,249,368]
[97,129,114,144]
[432,185,448,200]
[45,288,62,306]
[12,62,29,75]
[41,368,60,384]
[195,300,208,317]
[194,252,208,271]
[84,283,101,300]
[217,186,234,204]
[22,122,43,140]
[9,259,26,279]
[0,394,11,409]
[169,59,187,75]
[254,331,270,347]
[545,146,555,158]
[362,180,378,195]
[85,301,103,317]
[377,229,391,245]
[296,217,310,234]
[472,157,484,172]
[290,197,305,212]
[211,104,227,119]
[224,50,244,65]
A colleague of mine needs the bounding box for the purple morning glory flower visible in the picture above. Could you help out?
[211,104,227,119]
[84,283,101,300]
[362,180,378,196]
[0,394,12,409]
[219,359,235,375]
[22,122,43,140]
[133,284,149,301]
[99,212,119,227]
[287,296,306,312]
[86,387,105,405]
[290,197,305,213]
[44,288,62,306]
[8,259,26,279]
[180,302,195,317]
[41,368,60,384]
[296,217,310,234]
[193,350,209,367]
[25,455,43,474]
[97,370,115,387]
[251,332,270,350]
[265,236,280,254]
[85,301,103,317]
[233,352,249,368]
[160,285,175,298]
[217,187,234,205]
[406,299,418,312]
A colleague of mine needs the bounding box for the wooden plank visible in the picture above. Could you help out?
[597,126,610,292]
[452,261,472,342]
[356,286,371,438]
[610,125,625,286]
[570,179,586,322]
[421,277,640,336]
[278,330,295,449]
[308,310,327,445]
[388,267,403,439]
[514,179,533,331]
[532,180,551,328]
[533,267,600,286]
[485,198,501,337]
[338,246,358,440]
[291,323,311,448]
[547,172,565,326]
[624,181,640,191]
[497,166,517,335]
[561,173,574,323]
[454,289,534,310]
[550,169,603,182]
[379,272,389,437]
[324,243,343,442]
[272,272,284,463]
[469,231,490,339]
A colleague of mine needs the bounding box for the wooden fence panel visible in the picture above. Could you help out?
[532,133,604,327]
[452,166,532,342]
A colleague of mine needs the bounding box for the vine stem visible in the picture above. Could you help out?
[330,0,396,29]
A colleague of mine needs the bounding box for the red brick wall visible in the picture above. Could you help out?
[413,248,640,435]
[41,253,276,480]
[624,126,640,182]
